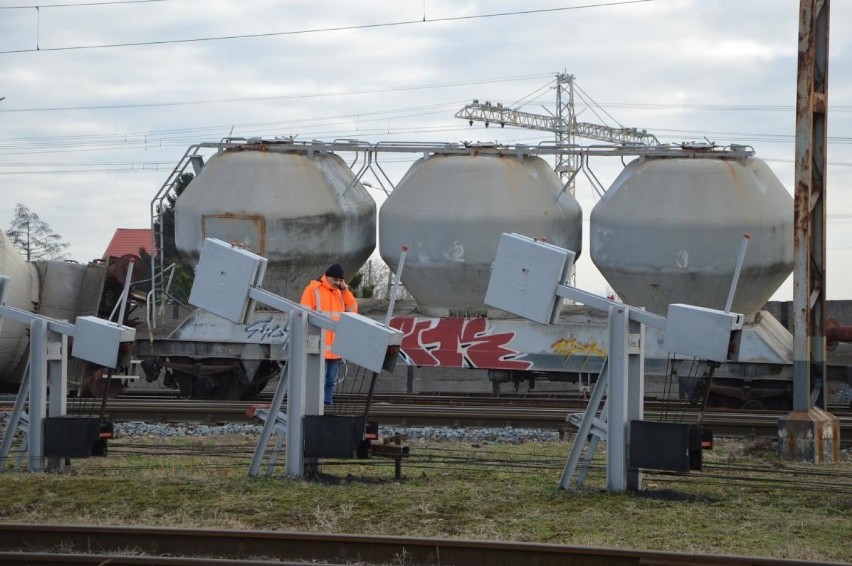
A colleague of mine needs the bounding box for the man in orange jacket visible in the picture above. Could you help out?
[300,263,358,406]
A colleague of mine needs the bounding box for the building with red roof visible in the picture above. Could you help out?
[102,228,152,259]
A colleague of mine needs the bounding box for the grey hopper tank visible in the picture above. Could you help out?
[0,229,38,388]
[175,147,376,300]
[380,153,582,313]
[590,155,793,316]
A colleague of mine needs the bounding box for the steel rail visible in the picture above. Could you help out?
[49,398,852,438]
[0,524,836,566]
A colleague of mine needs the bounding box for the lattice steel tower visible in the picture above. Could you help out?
[456,72,658,196]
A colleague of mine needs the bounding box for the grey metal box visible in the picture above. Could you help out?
[629,420,690,472]
[485,233,575,325]
[43,417,101,458]
[72,316,135,368]
[188,238,267,324]
[303,415,364,459]
[663,304,743,362]
[332,312,403,373]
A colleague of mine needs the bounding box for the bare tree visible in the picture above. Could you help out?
[6,203,70,261]
[361,258,411,301]
[153,172,195,301]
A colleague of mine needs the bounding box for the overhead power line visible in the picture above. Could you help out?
[1,0,166,8]
[591,102,852,113]
[0,0,654,54]
[0,74,550,113]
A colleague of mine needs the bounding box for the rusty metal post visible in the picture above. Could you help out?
[779,0,840,462]
[792,0,828,412]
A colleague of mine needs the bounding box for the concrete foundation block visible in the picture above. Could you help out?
[777,407,840,462]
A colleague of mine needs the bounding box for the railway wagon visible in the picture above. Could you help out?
[131,139,851,407]
[0,239,147,396]
[2,138,850,407]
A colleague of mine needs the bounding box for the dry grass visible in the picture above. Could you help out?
[1,433,850,563]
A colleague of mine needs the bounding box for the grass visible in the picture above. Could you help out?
[1,433,850,563]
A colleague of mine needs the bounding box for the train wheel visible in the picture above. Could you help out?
[705,392,737,409]
[81,366,125,398]
[765,396,792,411]
[740,399,767,410]
[239,361,282,399]
[173,371,194,398]
[166,360,281,400]
[216,376,246,401]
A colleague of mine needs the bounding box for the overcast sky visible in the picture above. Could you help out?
[1,0,850,301]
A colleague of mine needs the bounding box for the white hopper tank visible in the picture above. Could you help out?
[175,146,376,300]
[0,229,38,388]
[380,153,583,313]
[590,155,793,316]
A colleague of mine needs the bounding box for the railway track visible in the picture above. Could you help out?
[45,394,852,439]
[0,524,835,566]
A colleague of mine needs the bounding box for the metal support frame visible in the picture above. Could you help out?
[560,358,609,490]
[607,307,629,491]
[555,280,663,491]
[486,233,744,492]
[188,239,401,478]
[0,280,75,473]
[0,363,29,470]
[246,404,288,476]
[777,0,840,463]
[244,294,327,478]
[559,305,647,491]
[792,0,829,412]
[555,72,578,192]
[246,264,406,478]
[248,309,324,478]
[0,267,135,473]
[0,320,69,473]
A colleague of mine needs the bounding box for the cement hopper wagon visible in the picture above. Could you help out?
[0,231,125,396]
[175,145,377,301]
[0,230,38,391]
[380,153,583,314]
[590,153,793,316]
[141,141,377,399]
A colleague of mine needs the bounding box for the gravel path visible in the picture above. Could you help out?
[111,421,561,443]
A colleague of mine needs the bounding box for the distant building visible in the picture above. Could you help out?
[102,228,152,259]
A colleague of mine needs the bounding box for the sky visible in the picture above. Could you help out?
[1,0,851,301]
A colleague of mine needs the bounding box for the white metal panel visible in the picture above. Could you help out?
[73,316,135,368]
[663,304,743,362]
[333,312,403,373]
[485,233,574,325]
[189,238,267,324]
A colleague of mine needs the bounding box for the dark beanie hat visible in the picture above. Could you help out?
[325,263,345,278]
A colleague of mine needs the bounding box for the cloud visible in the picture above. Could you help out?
[0,0,849,301]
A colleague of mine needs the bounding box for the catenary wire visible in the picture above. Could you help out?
[1,0,167,8]
[0,1,656,54]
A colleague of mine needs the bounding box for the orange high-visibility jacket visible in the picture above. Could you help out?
[300,275,358,360]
